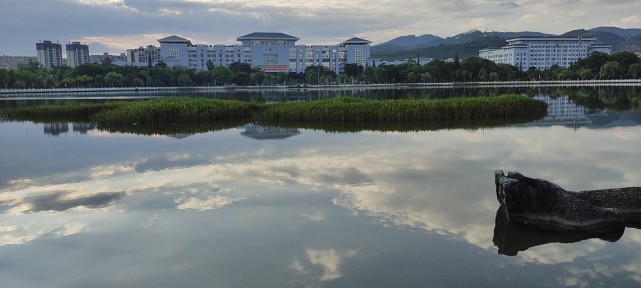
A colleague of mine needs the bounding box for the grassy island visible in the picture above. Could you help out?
[1,95,547,131]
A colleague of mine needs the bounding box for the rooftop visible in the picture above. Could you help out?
[237,32,300,41]
[157,35,192,44]
[340,37,372,46]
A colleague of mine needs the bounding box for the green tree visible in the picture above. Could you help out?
[277,72,288,85]
[628,64,641,79]
[599,61,622,79]
[211,66,233,85]
[104,72,125,87]
[344,63,364,78]
[176,73,194,86]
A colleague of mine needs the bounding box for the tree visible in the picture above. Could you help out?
[277,72,288,85]
[250,71,266,85]
[229,62,252,74]
[599,61,622,79]
[344,63,364,78]
[628,64,641,79]
[206,60,215,71]
[233,72,250,86]
[211,66,233,85]
[176,73,194,86]
[104,72,125,87]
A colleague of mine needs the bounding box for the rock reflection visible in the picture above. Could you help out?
[492,206,624,256]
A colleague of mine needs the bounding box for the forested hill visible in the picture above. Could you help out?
[372,27,641,61]
[371,36,507,61]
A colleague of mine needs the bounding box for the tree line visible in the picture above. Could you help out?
[0,51,639,89]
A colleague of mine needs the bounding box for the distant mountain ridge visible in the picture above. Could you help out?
[372,26,641,61]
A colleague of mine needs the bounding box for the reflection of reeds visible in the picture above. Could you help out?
[1,95,547,134]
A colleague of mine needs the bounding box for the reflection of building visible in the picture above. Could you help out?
[72,123,95,134]
[531,95,591,125]
[36,40,63,68]
[44,123,69,136]
[66,41,90,68]
[241,124,301,140]
[480,37,611,71]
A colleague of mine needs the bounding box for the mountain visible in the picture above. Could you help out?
[372,36,506,61]
[371,26,640,61]
[376,34,443,50]
[560,29,626,49]
[589,26,641,39]
[620,34,641,52]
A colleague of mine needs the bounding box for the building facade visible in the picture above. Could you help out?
[36,40,63,68]
[479,37,612,71]
[156,32,371,74]
[66,42,89,68]
[89,52,128,65]
[126,45,161,64]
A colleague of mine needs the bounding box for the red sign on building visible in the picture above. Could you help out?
[260,65,289,73]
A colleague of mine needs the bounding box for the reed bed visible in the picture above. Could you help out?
[258,95,547,122]
[92,98,260,125]
[1,95,547,129]
[0,102,127,122]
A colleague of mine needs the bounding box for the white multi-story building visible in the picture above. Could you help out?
[479,37,612,71]
[66,41,89,68]
[89,52,128,65]
[156,33,372,74]
[36,40,63,68]
[126,45,161,64]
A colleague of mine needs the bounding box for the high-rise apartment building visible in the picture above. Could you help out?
[36,40,63,68]
[66,41,90,68]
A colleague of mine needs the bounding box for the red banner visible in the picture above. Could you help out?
[260,65,288,72]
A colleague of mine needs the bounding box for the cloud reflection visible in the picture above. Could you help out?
[1,124,641,271]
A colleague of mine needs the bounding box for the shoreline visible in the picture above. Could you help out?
[1,79,641,95]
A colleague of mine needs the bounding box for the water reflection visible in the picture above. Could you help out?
[43,122,69,136]
[2,91,641,287]
[241,124,301,140]
[492,206,624,256]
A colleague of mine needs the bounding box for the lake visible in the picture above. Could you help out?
[1,86,641,287]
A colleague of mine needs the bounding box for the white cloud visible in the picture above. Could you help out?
[305,248,357,281]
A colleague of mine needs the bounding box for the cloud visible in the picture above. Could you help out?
[608,14,641,28]
[3,0,640,55]
[303,248,358,281]
[23,191,126,213]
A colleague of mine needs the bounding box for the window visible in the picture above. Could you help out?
[355,48,364,64]
[169,49,180,59]
[264,54,278,65]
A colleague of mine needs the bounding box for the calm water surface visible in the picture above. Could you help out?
[1,88,641,287]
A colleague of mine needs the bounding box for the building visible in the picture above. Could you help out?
[66,41,89,68]
[479,37,612,71]
[89,52,128,65]
[155,32,372,74]
[36,40,63,68]
[126,45,161,65]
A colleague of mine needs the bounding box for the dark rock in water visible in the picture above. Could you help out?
[494,170,641,233]
[493,206,624,256]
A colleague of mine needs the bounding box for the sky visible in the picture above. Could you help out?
[1,0,641,56]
